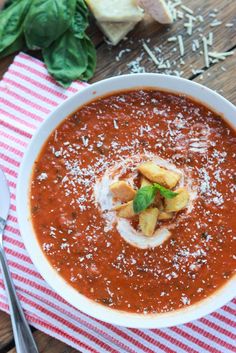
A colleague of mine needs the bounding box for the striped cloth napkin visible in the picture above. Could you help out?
[0,52,235,353]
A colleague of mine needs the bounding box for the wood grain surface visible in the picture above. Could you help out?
[0,312,13,350]
[0,0,235,352]
[92,0,236,81]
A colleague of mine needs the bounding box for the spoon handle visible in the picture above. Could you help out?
[0,245,39,353]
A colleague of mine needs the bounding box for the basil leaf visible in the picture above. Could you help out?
[72,0,89,39]
[43,30,88,87]
[133,183,178,214]
[24,0,77,49]
[0,34,25,59]
[80,35,96,81]
[133,186,157,213]
[0,0,31,54]
[153,183,178,199]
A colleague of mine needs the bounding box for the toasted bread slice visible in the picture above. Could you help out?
[138,0,173,24]
[97,21,136,45]
[86,0,144,22]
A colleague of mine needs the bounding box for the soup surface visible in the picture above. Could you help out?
[31,89,236,314]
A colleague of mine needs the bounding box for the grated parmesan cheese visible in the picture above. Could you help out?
[207,32,213,46]
[210,19,222,27]
[225,23,234,27]
[208,51,234,60]
[180,4,193,14]
[142,42,160,66]
[202,37,209,68]
[167,36,177,42]
[177,35,184,56]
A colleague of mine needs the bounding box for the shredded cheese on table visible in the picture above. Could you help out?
[111,0,235,80]
[202,37,209,68]
[178,35,184,56]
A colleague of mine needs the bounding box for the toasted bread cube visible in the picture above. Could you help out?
[110,181,136,202]
[138,162,180,189]
[165,188,189,212]
[158,211,173,220]
[139,207,159,237]
[115,201,136,218]
[140,176,152,188]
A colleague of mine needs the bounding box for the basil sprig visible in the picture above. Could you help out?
[0,0,96,87]
[133,183,178,213]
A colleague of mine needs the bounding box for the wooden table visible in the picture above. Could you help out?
[0,0,235,352]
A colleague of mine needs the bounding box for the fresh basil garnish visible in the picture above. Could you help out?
[153,183,178,199]
[133,183,178,213]
[133,186,157,213]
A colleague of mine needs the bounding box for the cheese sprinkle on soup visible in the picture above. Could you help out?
[31,89,236,314]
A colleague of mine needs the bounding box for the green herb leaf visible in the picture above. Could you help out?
[133,186,157,213]
[0,0,31,55]
[133,183,178,214]
[153,183,178,199]
[80,35,96,81]
[24,0,77,49]
[0,34,25,59]
[71,0,89,39]
[42,30,88,87]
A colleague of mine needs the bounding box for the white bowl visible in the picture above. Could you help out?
[17,74,236,328]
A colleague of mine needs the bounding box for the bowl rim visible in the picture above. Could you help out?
[16,73,236,328]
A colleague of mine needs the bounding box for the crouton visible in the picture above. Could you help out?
[114,201,136,218]
[158,211,173,220]
[140,176,152,188]
[139,207,159,236]
[138,161,180,188]
[110,181,136,202]
[165,188,189,212]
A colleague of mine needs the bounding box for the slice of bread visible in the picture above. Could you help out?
[97,21,137,45]
[86,0,144,22]
[138,0,173,24]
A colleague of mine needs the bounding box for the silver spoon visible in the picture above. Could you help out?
[0,168,39,353]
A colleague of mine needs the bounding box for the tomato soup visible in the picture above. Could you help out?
[30,89,236,314]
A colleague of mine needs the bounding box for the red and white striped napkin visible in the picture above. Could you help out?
[0,52,235,353]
